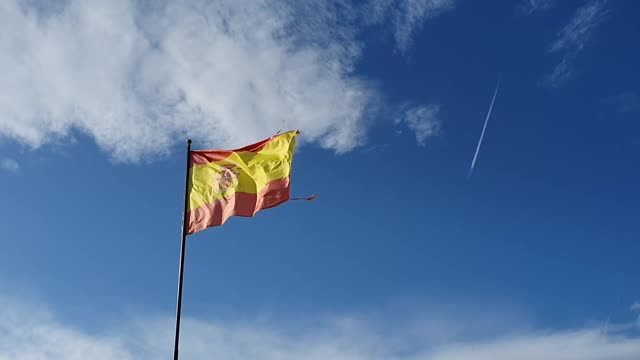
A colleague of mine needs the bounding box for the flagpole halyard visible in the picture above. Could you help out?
[173,138,192,360]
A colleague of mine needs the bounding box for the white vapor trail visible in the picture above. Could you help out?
[468,80,501,178]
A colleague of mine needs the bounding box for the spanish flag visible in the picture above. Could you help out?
[187,131,298,234]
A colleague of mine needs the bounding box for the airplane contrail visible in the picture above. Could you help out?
[468,80,501,178]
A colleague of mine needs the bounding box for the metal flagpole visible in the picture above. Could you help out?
[173,138,192,360]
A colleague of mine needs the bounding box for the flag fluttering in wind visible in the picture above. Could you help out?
[186,130,299,234]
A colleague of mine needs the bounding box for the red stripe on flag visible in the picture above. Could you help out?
[189,131,298,167]
[190,150,234,166]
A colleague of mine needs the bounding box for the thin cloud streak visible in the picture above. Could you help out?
[519,0,554,15]
[367,0,456,55]
[611,92,640,114]
[548,0,608,53]
[545,0,609,87]
[468,80,500,178]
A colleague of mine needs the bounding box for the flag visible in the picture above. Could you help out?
[186,131,298,234]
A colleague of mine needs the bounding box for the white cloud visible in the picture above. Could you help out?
[1,295,640,360]
[544,56,574,88]
[428,330,640,360]
[0,0,378,162]
[0,297,131,360]
[549,0,608,53]
[396,104,442,146]
[367,0,456,54]
[545,0,608,87]
[519,0,554,15]
[632,302,640,325]
[0,158,19,173]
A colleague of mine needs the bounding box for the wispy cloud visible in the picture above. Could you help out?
[610,92,640,114]
[519,0,554,15]
[0,0,379,162]
[367,0,456,55]
[545,0,609,87]
[1,296,640,359]
[549,0,608,53]
[396,104,442,146]
[1,158,19,173]
[429,330,640,360]
[632,302,640,326]
[545,56,574,88]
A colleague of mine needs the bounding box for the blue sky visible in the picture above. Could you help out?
[1,0,640,358]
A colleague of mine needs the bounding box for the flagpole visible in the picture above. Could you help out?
[173,138,192,360]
